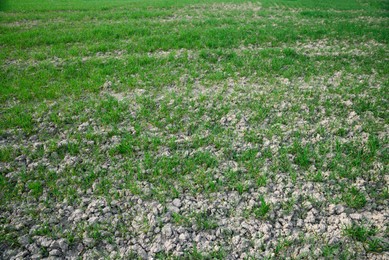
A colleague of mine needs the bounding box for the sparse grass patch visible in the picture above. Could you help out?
[343,223,377,242]
[274,238,293,257]
[343,222,388,252]
[342,186,367,209]
[252,196,271,219]
[291,142,315,169]
[0,147,17,162]
[27,181,43,198]
[0,0,388,258]
[172,212,190,227]
[322,244,341,258]
[366,238,387,253]
[193,211,218,231]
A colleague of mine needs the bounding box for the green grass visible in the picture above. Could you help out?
[366,238,387,253]
[343,223,388,253]
[253,196,271,219]
[342,186,367,209]
[0,0,388,257]
[343,223,377,242]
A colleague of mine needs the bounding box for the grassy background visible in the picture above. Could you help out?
[1,0,388,131]
[0,0,388,257]
[1,0,388,101]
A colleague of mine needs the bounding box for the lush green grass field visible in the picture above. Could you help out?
[1,0,388,258]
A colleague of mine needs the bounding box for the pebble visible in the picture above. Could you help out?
[49,249,61,256]
[162,224,173,237]
[172,198,182,208]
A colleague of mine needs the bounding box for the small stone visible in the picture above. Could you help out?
[27,244,40,255]
[67,250,79,259]
[77,243,84,252]
[109,251,118,258]
[335,205,344,214]
[150,243,162,253]
[83,238,94,247]
[303,201,313,210]
[164,240,176,252]
[15,223,25,231]
[329,236,339,245]
[328,204,336,215]
[103,81,112,88]
[240,238,250,250]
[49,249,61,256]
[31,254,41,260]
[194,234,202,243]
[350,213,362,220]
[305,211,316,224]
[58,238,68,252]
[70,209,83,221]
[88,216,99,224]
[241,222,251,230]
[135,246,147,258]
[162,224,173,237]
[167,205,180,213]
[317,223,327,233]
[40,237,52,247]
[300,245,310,255]
[106,244,115,252]
[232,235,240,245]
[172,198,182,208]
[18,235,29,246]
[15,251,29,258]
[179,233,189,241]
[50,240,60,250]
[152,207,159,215]
[3,249,16,259]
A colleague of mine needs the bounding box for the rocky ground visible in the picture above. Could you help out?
[1,0,388,259]
[2,75,388,259]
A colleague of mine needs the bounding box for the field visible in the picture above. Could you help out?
[1,0,388,258]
